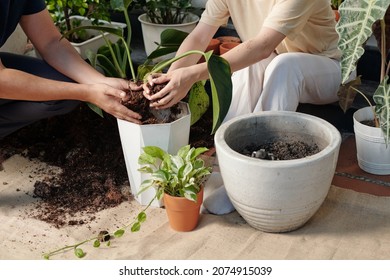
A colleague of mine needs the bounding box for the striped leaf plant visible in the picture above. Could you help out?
[336,0,390,143]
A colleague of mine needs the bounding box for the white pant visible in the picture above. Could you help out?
[223,52,343,123]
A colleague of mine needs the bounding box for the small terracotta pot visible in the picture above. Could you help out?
[333,9,340,21]
[219,42,240,55]
[206,38,221,55]
[216,36,241,44]
[199,38,221,63]
[163,187,204,231]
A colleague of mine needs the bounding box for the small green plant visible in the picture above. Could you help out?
[64,0,232,133]
[138,145,212,201]
[42,145,210,259]
[331,0,344,9]
[336,0,390,143]
[46,0,111,41]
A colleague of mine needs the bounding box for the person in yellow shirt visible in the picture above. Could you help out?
[145,0,346,215]
[145,0,343,120]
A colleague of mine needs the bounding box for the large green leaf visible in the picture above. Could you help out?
[207,55,232,133]
[147,47,180,60]
[188,81,210,125]
[160,29,189,46]
[147,29,189,60]
[373,75,390,144]
[336,0,388,84]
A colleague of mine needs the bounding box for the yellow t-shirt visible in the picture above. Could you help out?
[200,0,340,60]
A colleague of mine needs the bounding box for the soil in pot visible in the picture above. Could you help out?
[241,140,320,160]
[121,82,182,124]
[361,119,377,127]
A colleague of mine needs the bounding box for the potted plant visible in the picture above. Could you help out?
[336,0,390,175]
[42,144,211,259]
[115,40,231,206]
[45,0,126,59]
[65,0,232,205]
[214,111,342,233]
[137,145,211,231]
[135,0,200,59]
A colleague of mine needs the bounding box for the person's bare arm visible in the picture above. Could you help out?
[20,9,106,84]
[0,9,142,123]
[168,22,219,71]
[146,25,286,109]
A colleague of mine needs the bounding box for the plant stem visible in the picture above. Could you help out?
[351,85,379,127]
[42,192,159,259]
[63,0,72,40]
[380,19,386,83]
[102,35,125,78]
[123,6,136,80]
[42,236,98,259]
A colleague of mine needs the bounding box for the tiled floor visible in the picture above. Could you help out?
[332,135,390,196]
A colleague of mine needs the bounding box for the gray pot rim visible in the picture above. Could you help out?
[214,111,342,167]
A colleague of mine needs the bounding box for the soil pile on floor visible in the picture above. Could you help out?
[0,103,213,228]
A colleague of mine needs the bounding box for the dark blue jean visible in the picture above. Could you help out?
[0,52,80,138]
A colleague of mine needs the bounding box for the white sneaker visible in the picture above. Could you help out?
[201,172,235,215]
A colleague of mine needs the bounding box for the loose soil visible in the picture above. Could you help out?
[0,100,213,228]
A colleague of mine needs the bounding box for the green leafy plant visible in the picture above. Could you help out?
[42,145,210,259]
[138,145,211,200]
[46,0,112,41]
[336,0,390,143]
[331,0,344,9]
[134,0,194,24]
[64,0,232,133]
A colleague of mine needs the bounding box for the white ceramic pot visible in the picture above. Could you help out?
[353,106,390,175]
[214,111,341,233]
[117,102,191,207]
[192,0,208,8]
[138,13,199,61]
[68,16,126,59]
[35,16,126,60]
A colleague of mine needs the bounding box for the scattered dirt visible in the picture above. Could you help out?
[0,97,213,228]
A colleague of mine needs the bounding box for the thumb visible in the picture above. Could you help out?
[106,88,127,99]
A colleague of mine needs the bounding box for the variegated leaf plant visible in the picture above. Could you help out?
[336,0,390,143]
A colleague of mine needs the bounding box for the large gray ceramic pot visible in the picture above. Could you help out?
[214,111,341,232]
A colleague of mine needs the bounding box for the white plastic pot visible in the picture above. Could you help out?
[214,111,341,233]
[117,102,191,206]
[138,13,199,61]
[353,106,390,175]
[53,16,126,60]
